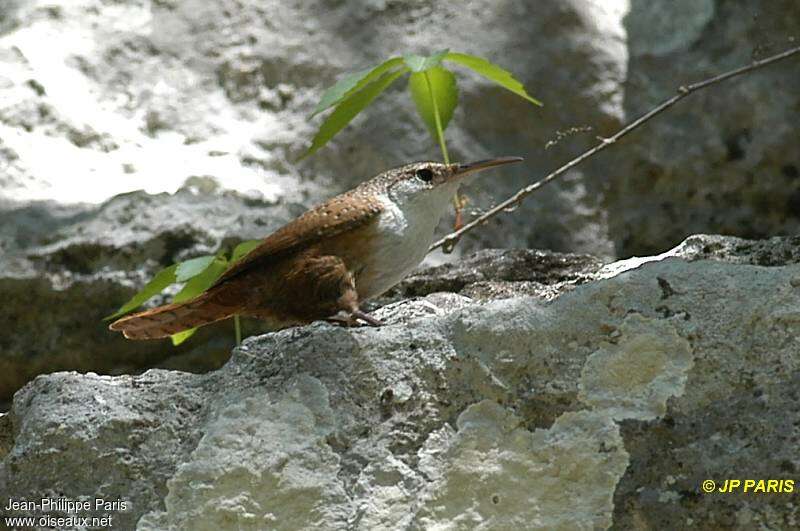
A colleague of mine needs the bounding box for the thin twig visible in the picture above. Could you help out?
[430,44,800,253]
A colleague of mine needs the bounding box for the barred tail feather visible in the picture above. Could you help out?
[109,293,235,340]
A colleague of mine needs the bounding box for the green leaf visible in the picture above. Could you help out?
[104,264,178,321]
[408,67,458,138]
[403,49,449,73]
[312,57,405,117]
[175,255,216,282]
[313,68,370,116]
[173,259,229,304]
[170,328,196,346]
[302,67,409,159]
[169,258,229,346]
[444,52,542,106]
[231,239,262,263]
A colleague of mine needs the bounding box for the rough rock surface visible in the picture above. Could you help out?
[384,248,605,303]
[2,235,798,529]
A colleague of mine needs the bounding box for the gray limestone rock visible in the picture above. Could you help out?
[1,235,798,529]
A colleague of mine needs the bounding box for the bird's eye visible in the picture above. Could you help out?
[415,168,434,183]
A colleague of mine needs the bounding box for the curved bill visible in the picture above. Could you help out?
[453,156,524,178]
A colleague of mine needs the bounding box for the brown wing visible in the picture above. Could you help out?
[213,190,384,286]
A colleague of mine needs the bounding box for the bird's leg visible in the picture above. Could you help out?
[325,309,383,327]
[274,254,384,328]
[351,309,383,327]
[321,259,384,327]
[325,312,359,327]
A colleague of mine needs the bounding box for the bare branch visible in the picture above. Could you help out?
[430,44,800,254]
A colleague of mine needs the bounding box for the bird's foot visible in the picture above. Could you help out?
[351,309,383,327]
[326,310,384,328]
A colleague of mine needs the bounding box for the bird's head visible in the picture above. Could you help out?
[384,156,523,213]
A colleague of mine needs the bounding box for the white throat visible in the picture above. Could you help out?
[358,184,456,299]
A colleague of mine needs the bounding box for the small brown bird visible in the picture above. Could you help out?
[110,157,522,339]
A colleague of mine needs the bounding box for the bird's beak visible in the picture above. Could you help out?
[450,156,524,180]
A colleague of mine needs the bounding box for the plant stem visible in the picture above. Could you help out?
[424,69,463,232]
[234,315,241,346]
[424,71,450,164]
[429,44,800,253]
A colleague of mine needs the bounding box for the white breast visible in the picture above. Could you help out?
[357,191,449,299]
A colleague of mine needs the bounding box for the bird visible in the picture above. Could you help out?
[109,157,523,339]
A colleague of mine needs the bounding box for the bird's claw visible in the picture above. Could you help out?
[351,310,383,327]
[326,310,384,328]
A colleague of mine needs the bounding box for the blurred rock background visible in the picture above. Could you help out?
[0,0,798,402]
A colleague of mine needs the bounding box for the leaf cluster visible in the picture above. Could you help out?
[304,50,541,159]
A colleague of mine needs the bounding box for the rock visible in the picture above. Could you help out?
[2,235,798,528]
[386,248,605,302]
[666,233,800,266]
[610,0,800,255]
